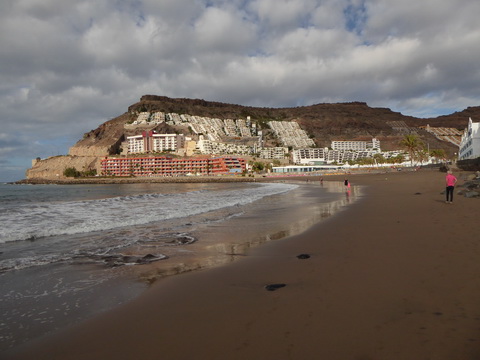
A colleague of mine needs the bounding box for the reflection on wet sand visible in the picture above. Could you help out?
[128,181,360,284]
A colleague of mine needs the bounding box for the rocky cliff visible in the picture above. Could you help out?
[68,113,130,157]
[26,156,101,180]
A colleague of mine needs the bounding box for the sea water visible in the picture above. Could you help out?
[0,180,356,352]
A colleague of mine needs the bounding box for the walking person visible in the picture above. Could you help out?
[445,170,457,204]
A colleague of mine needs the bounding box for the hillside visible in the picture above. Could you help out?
[124,95,477,152]
[26,95,480,180]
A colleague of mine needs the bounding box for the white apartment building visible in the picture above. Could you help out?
[152,134,184,152]
[326,150,344,163]
[135,112,150,124]
[459,118,480,160]
[331,138,380,151]
[292,148,327,164]
[127,132,185,154]
[197,138,252,155]
[197,138,219,154]
[343,151,358,163]
[356,151,376,159]
[128,135,146,153]
[369,138,381,150]
[268,121,315,148]
[258,147,288,159]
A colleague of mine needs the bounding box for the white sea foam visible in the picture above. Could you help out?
[0,183,297,244]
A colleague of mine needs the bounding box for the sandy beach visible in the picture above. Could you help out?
[6,169,480,360]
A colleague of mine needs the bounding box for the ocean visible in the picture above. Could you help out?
[0,180,357,352]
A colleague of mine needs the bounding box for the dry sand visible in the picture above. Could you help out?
[7,169,480,360]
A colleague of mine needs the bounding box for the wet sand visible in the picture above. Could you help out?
[7,169,480,360]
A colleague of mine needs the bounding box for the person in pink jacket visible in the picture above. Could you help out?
[445,170,458,203]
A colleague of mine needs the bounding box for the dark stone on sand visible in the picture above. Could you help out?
[164,234,197,245]
[98,253,167,267]
[297,254,311,259]
[136,254,167,264]
[176,236,195,245]
[414,192,422,195]
[464,191,479,198]
[265,283,286,291]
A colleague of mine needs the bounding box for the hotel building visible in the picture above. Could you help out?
[331,138,380,151]
[292,148,327,164]
[258,147,288,160]
[458,118,480,160]
[101,156,246,177]
[127,132,185,154]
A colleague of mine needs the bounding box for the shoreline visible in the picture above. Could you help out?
[7,169,480,359]
[12,166,418,185]
[13,175,261,185]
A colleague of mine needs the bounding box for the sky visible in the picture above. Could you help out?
[1,0,480,182]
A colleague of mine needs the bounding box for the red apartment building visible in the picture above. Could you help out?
[101,156,246,177]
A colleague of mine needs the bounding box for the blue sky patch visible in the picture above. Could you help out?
[343,1,368,35]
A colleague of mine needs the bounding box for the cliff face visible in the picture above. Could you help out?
[26,156,101,180]
[25,95,480,180]
[68,113,130,157]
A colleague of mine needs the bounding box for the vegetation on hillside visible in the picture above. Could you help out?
[64,167,97,178]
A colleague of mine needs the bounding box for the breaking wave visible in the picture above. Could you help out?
[0,183,297,244]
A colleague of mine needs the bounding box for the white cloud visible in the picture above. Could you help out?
[248,0,318,29]
[1,0,480,181]
[194,7,256,53]
[269,27,354,61]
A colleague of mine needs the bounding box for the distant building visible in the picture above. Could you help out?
[292,148,327,164]
[197,137,252,155]
[331,138,380,151]
[101,156,246,177]
[342,151,358,163]
[423,124,462,147]
[258,147,288,160]
[268,121,315,148]
[458,118,480,160]
[326,149,344,163]
[272,164,342,174]
[127,132,185,154]
[178,139,197,157]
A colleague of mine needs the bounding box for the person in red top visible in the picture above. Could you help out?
[445,170,458,204]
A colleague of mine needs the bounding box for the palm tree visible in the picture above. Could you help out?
[417,149,430,165]
[392,154,405,164]
[430,149,446,163]
[373,153,386,164]
[400,135,422,165]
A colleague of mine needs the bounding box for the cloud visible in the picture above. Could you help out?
[1,0,479,181]
[248,0,315,29]
[194,7,257,53]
